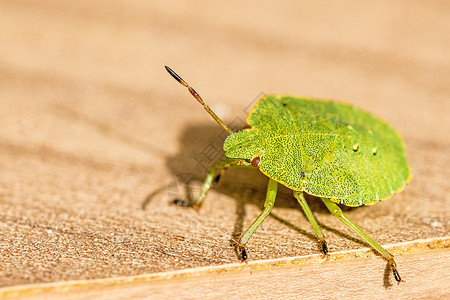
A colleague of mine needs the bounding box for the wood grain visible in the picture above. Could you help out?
[1,238,449,299]
[0,0,449,298]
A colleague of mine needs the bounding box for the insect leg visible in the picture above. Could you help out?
[293,192,328,254]
[194,157,250,210]
[238,178,278,260]
[321,197,401,282]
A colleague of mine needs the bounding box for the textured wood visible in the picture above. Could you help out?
[0,0,449,298]
[1,239,449,299]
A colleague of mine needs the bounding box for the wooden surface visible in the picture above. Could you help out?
[1,238,449,299]
[0,0,449,298]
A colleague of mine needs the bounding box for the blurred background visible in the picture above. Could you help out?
[0,0,448,291]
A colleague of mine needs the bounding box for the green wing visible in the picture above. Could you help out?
[279,95,411,206]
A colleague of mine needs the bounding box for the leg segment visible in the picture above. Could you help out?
[194,157,249,210]
[321,197,401,282]
[238,178,278,259]
[293,191,328,254]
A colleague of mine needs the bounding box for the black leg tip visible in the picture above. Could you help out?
[321,241,328,255]
[214,174,221,183]
[388,258,402,283]
[241,248,248,260]
[393,269,401,283]
[173,199,190,207]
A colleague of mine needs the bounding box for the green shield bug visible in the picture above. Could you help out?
[165,66,411,283]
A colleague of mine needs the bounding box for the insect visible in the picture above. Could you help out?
[165,66,411,282]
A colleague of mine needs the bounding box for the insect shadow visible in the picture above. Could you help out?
[144,123,365,257]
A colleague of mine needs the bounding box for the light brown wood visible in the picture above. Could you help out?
[1,238,449,299]
[0,0,449,299]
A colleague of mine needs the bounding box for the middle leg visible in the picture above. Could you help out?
[293,191,328,254]
[238,178,278,259]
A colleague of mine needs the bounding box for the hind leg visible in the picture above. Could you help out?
[322,197,401,282]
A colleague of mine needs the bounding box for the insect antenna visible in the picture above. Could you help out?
[165,66,234,135]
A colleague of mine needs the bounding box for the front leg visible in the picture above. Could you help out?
[194,157,250,210]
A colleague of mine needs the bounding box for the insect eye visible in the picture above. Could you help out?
[251,156,261,167]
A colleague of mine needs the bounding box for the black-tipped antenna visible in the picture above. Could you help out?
[165,66,233,135]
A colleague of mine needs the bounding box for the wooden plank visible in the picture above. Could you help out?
[0,0,449,298]
[1,238,448,299]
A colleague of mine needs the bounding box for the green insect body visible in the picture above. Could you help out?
[165,66,411,283]
[225,95,411,207]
